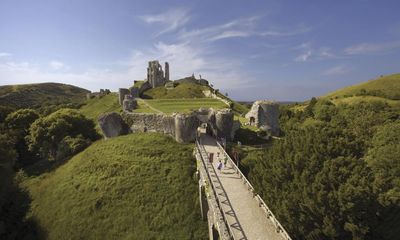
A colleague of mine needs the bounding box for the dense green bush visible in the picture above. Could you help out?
[27,109,99,161]
[243,98,400,239]
[56,135,91,161]
[366,121,400,206]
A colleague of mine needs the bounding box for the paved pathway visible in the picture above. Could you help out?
[199,134,286,240]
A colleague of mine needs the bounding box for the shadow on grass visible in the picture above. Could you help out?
[0,175,46,239]
[23,156,73,177]
[234,128,269,145]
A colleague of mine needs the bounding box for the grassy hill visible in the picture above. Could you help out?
[0,83,89,109]
[142,82,210,99]
[79,93,121,121]
[21,133,207,240]
[289,73,400,112]
[141,82,249,115]
[325,73,400,100]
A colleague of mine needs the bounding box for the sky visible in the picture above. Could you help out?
[1,0,400,101]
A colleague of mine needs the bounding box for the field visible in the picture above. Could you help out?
[21,133,207,240]
[143,98,227,113]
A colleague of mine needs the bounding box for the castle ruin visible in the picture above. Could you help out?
[245,100,280,136]
[147,60,169,88]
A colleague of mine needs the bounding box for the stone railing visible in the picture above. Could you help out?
[215,141,293,240]
[195,141,237,240]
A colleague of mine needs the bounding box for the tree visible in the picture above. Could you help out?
[5,109,39,134]
[4,109,39,167]
[27,109,99,160]
[366,121,400,206]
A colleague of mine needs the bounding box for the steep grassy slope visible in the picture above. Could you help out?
[0,83,89,109]
[21,133,207,240]
[325,73,400,100]
[142,82,210,99]
[79,94,155,123]
[79,93,121,121]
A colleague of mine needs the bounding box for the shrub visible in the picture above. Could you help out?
[27,109,99,160]
[56,135,91,161]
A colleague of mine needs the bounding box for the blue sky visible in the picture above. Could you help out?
[1,0,400,101]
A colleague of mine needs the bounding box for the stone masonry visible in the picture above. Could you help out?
[245,100,280,136]
[147,60,169,88]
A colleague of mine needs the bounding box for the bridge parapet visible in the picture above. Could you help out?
[194,144,231,240]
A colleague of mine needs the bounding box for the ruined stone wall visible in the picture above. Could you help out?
[121,112,175,137]
[102,108,237,143]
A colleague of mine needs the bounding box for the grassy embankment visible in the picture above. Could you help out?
[21,133,208,240]
[143,98,227,114]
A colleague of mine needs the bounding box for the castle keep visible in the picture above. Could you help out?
[147,60,169,88]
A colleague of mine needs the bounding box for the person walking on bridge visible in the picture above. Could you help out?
[217,160,223,173]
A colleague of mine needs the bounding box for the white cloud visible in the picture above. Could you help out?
[140,8,190,35]
[179,16,310,43]
[0,52,12,58]
[294,44,336,62]
[294,51,312,62]
[344,41,400,55]
[322,65,350,76]
[49,60,66,70]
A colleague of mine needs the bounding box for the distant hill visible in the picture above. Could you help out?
[21,133,207,239]
[324,73,400,100]
[0,82,90,109]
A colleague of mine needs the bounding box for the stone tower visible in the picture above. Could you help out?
[147,60,169,88]
[165,62,169,82]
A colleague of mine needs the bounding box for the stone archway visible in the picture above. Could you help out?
[249,116,255,126]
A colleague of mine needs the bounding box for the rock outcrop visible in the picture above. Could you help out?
[98,112,130,138]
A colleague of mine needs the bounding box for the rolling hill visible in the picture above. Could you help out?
[21,133,207,240]
[0,82,90,109]
[324,73,400,101]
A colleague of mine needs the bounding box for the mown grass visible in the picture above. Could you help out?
[79,93,121,121]
[142,83,210,99]
[144,98,227,113]
[0,82,89,109]
[21,133,207,240]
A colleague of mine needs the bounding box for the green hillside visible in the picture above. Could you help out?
[325,73,400,100]
[0,83,90,109]
[79,93,121,121]
[21,133,207,240]
[142,82,210,99]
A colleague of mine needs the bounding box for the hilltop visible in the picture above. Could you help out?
[21,133,207,239]
[0,82,89,109]
[323,73,400,106]
[142,82,210,99]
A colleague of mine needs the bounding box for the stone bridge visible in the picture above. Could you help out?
[194,133,292,240]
